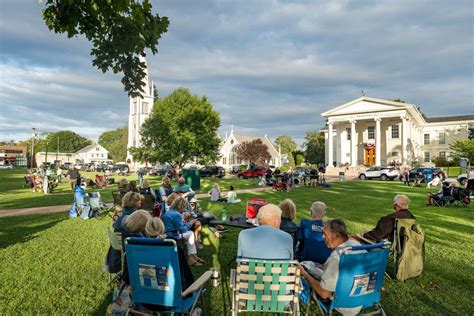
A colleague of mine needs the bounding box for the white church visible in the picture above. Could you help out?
[126,57,154,170]
[321,97,474,168]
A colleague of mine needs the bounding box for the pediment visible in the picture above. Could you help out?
[321,97,410,117]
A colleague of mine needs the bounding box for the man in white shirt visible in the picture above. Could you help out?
[300,218,365,315]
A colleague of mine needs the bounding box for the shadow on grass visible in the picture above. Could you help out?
[0,212,67,249]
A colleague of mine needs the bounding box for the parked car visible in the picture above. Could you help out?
[61,162,72,170]
[96,163,113,172]
[199,166,225,178]
[151,165,176,177]
[111,164,130,173]
[358,166,399,181]
[0,164,13,169]
[237,168,267,179]
[231,165,242,175]
[408,167,446,182]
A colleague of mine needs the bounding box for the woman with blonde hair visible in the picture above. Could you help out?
[159,175,174,201]
[124,209,152,236]
[113,191,144,231]
[163,196,205,266]
[279,198,299,245]
[209,183,227,202]
[145,217,166,238]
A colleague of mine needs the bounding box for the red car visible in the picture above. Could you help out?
[237,168,267,179]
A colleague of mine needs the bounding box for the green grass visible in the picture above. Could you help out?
[0,181,473,314]
[0,169,258,211]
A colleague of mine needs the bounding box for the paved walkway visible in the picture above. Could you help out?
[0,171,357,218]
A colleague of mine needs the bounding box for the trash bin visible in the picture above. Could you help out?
[339,171,345,181]
[183,169,201,191]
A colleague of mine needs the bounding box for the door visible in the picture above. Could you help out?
[365,148,375,166]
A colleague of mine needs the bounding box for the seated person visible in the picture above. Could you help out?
[226,185,241,204]
[427,181,452,205]
[427,175,441,188]
[127,180,139,193]
[279,199,299,247]
[237,204,293,260]
[158,176,174,202]
[113,191,144,231]
[122,209,152,240]
[145,217,166,238]
[297,201,332,264]
[209,183,227,202]
[360,194,415,242]
[272,179,286,191]
[117,178,129,195]
[174,177,196,202]
[299,219,366,315]
[139,179,156,200]
[163,196,204,266]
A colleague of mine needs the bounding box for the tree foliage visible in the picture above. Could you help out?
[449,139,474,163]
[41,0,169,97]
[153,83,160,103]
[234,139,271,165]
[303,131,325,164]
[18,130,92,154]
[131,88,221,169]
[98,126,128,162]
[275,135,297,166]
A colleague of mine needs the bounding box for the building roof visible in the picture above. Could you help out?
[232,133,280,157]
[424,114,474,123]
[75,143,107,154]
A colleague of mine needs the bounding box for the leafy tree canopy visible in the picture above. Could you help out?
[234,139,271,165]
[18,130,92,154]
[303,131,325,164]
[98,126,128,162]
[449,139,474,164]
[131,88,221,170]
[275,135,297,166]
[41,0,169,97]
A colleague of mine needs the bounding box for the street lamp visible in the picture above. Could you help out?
[30,128,37,168]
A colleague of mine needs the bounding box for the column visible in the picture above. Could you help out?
[350,120,357,167]
[401,115,409,165]
[328,122,334,167]
[375,118,381,166]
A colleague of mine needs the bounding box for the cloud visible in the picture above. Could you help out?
[0,0,472,145]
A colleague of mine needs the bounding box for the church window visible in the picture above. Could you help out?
[424,152,430,162]
[223,157,227,165]
[230,139,234,144]
[142,102,148,114]
[438,132,446,145]
[424,134,430,145]
[346,128,351,141]
[367,126,375,139]
[391,125,399,139]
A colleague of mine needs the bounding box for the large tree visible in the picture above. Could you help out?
[18,130,92,156]
[98,126,128,162]
[131,88,221,170]
[234,139,271,165]
[449,139,474,163]
[41,0,169,97]
[303,131,325,164]
[275,135,297,166]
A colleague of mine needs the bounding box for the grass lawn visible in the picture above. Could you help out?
[0,169,259,211]
[0,181,473,314]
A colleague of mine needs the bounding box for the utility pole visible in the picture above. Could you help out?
[45,141,49,164]
[56,137,59,163]
[30,128,36,168]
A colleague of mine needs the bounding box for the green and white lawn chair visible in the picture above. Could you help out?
[230,259,301,316]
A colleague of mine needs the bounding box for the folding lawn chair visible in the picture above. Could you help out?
[87,192,113,219]
[124,237,212,315]
[106,228,124,289]
[230,259,301,316]
[389,218,425,281]
[305,242,390,316]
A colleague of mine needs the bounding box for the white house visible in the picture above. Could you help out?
[75,143,109,164]
[218,128,284,168]
[321,97,474,167]
[126,56,154,170]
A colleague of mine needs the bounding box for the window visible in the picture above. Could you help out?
[439,151,446,159]
[142,102,148,114]
[439,132,446,145]
[424,152,430,162]
[391,125,399,139]
[223,157,227,165]
[424,134,430,145]
[101,154,104,158]
[391,151,399,157]
[96,147,100,151]
[133,102,137,114]
[368,126,375,139]
[346,128,351,141]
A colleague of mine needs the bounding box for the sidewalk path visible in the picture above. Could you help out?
[0,172,357,218]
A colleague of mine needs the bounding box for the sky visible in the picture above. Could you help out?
[0,0,473,145]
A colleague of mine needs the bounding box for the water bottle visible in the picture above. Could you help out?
[221,208,227,221]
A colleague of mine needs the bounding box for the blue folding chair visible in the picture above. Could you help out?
[124,237,212,315]
[297,219,332,264]
[309,242,390,316]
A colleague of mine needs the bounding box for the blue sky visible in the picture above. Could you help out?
[0,0,473,145]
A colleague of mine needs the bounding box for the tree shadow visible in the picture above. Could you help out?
[0,212,67,249]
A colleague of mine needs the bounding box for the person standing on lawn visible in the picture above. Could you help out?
[66,166,80,191]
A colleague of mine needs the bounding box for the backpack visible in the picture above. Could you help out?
[393,219,425,281]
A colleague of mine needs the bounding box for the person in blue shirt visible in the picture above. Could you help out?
[237,204,293,260]
[113,191,144,232]
[173,177,196,201]
[163,196,204,266]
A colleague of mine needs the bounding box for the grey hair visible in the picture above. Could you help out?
[393,194,410,209]
[311,201,327,218]
[325,218,349,240]
[256,204,282,223]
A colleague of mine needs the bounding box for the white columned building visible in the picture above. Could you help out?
[126,57,154,170]
[321,97,474,168]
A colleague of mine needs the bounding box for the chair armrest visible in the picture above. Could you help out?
[182,270,213,297]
